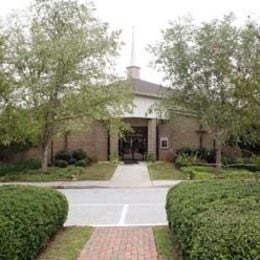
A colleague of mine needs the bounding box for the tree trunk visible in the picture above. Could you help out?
[215,132,222,172]
[41,143,49,172]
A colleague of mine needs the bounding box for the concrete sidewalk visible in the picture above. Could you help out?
[0,162,182,189]
[0,180,181,189]
[111,162,152,187]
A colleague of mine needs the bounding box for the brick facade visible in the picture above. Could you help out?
[158,114,215,161]
[8,115,216,163]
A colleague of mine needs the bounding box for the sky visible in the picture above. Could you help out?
[0,0,259,84]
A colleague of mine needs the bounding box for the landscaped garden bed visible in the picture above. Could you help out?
[181,165,257,180]
[0,161,117,182]
[0,185,68,260]
[166,181,260,259]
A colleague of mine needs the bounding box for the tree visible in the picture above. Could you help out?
[150,15,260,170]
[5,0,132,171]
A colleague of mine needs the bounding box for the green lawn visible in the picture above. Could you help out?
[148,162,186,180]
[38,227,93,260]
[153,226,182,260]
[0,162,117,182]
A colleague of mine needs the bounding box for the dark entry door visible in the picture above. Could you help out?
[119,127,147,161]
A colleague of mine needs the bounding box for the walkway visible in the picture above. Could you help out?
[78,227,158,260]
[110,162,152,187]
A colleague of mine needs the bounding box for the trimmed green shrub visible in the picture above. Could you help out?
[0,159,41,176]
[75,159,88,167]
[55,150,72,163]
[166,181,260,259]
[72,149,87,161]
[55,149,90,167]
[54,160,69,168]
[0,185,68,260]
[175,154,200,168]
[176,147,216,163]
[181,166,255,180]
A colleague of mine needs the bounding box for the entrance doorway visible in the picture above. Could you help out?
[119,127,147,161]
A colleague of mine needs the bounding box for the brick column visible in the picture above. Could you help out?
[148,119,157,159]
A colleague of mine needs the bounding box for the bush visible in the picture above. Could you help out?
[176,147,216,163]
[55,149,90,167]
[0,159,41,176]
[72,149,87,161]
[55,150,73,163]
[0,185,68,260]
[54,160,69,168]
[175,154,200,168]
[181,166,255,180]
[166,181,260,259]
[75,159,88,167]
[147,152,156,162]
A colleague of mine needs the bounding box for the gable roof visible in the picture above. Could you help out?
[130,79,169,98]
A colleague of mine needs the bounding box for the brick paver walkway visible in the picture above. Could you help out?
[78,227,158,260]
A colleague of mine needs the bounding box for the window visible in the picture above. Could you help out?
[160,137,169,149]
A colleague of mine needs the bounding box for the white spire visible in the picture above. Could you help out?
[127,25,140,79]
[130,25,136,66]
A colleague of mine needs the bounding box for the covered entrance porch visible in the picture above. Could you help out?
[119,127,147,161]
[109,118,157,162]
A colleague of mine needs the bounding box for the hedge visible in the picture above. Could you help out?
[166,181,260,259]
[0,185,68,260]
[0,159,41,176]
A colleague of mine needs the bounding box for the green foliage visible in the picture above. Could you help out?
[55,149,90,167]
[222,156,260,171]
[181,165,255,180]
[72,149,87,161]
[110,151,119,164]
[54,160,69,168]
[75,159,88,167]
[176,147,216,163]
[55,150,73,163]
[147,152,156,162]
[0,166,85,182]
[150,15,260,168]
[175,154,201,168]
[4,0,132,171]
[0,159,41,176]
[0,185,68,260]
[166,181,260,259]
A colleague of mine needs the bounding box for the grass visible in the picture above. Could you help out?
[0,162,117,182]
[76,162,117,180]
[148,162,186,180]
[38,226,93,260]
[153,226,182,260]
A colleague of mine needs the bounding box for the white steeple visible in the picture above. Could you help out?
[127,26,140,79]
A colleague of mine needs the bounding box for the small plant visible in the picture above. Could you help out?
[75,159,88,167]
[72,149,87,161]
[55,150,72,163]
[175,154,200,168]
[54,160,69,168]
[147,152,156,162]
[54,149,91,167]
[110,152,119,164]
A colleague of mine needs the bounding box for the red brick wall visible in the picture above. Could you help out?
[158,114,215,161]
